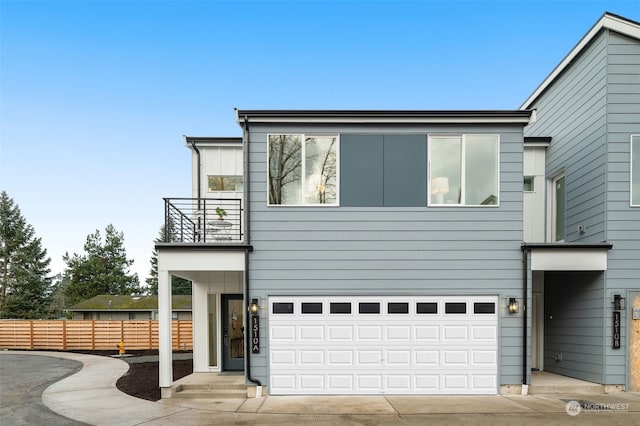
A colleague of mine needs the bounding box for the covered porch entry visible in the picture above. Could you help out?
[157,246,249,397]
[525,243,613,386]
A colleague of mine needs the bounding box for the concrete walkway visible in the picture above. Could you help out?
[1,350,639,425]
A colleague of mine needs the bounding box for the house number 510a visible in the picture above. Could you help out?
[251,315,260,354]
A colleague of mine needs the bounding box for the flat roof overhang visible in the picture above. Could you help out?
[522,242,613,271]
[235,109,535,125]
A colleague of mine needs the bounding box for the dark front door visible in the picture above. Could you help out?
[222,294,244,371]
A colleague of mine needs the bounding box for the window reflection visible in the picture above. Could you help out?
[268,134,338,205]
[430,135,499,206]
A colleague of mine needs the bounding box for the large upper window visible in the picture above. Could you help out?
[428,135,499,206]
[632,135,640,206]
[268,134,338,205]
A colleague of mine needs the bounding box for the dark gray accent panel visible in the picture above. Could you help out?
[383,135,427,206]
[340,135,383,206]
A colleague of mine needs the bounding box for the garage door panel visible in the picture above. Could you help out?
[415,375,439,391]
[357,375,383,390]
[299,350,324,366]
[472,350,497,366]
[327,350,353,365]
[357,350,383,365]
[386,350,411,365]
[327,325,353,340]
[442,325,468,340]
[328,375,353,391]
[269,296,498,395]
[442,350,468,366]
[386,325,411,340]
[271,350,295,366]
[415,350,439,365]
[443,375,468,391]
[472,325,497,341]
[356,325,383,341]
[415,325,439,340]
[299,325,324,341]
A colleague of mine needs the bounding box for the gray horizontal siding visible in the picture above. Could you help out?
[525,30,608,244]
[605,31,640,385]
[248,122,525,387]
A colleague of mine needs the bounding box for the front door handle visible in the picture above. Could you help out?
[223,331,229,346]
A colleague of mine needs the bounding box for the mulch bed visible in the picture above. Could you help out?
[116,358,193,401]
[67,350,193,401]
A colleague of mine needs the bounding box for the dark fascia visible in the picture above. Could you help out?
[524,136,552,144]
[155,242,253,252]
[235,109,534,124]
[184,136,242,145]
[521,242,613,250]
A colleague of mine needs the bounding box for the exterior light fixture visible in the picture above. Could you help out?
[249,298,260,315]
[613,294,626,310]
[508,297,519,314]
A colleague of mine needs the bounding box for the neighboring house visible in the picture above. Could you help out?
[521,13,640,391]
[67,295,192,320]
[156,12,639,397]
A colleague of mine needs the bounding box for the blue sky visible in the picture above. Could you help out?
[1,0,639,284]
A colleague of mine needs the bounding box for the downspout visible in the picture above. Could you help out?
[189,140,202,210]
[522,246,529,387]
[241,114,261,387]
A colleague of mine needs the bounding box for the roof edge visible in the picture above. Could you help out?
[521,12,640,109]
[522,242,613,250]
[235,109,534,125]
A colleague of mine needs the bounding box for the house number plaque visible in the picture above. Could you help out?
[251,315,260,354]
[613,311,621,349]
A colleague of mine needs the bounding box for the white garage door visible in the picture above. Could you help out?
[269,295,498,395]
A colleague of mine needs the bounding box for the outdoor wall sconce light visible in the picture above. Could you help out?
[613,294,626,310]
[249,298,260,315]
[508,297,519,314]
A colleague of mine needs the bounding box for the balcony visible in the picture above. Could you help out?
[163,198,243,243]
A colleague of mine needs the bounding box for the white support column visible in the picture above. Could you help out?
[158,265,173,391]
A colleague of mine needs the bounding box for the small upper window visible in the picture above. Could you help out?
[632,135,640,206]
[208,176,243,192]
[272,302,294,314]
[268,134,339,206]
[445,302,467,314]
[359,302,380,314]
[429,134,499,206]
[330,302,351,314]
[524,176,534,192]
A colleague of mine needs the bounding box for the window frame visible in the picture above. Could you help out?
[550,172,566,242]
[207,175,244,192]
[523,176,535,192]
[267,133,340,207]
[631,135,640,207]
[427,134,500,207]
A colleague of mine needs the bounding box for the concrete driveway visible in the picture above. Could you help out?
[0,353,87,425]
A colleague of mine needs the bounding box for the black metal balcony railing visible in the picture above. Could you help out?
[163,198,243,243]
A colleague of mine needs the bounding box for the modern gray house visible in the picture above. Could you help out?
[156,12,639,397]
[521,12,640,392]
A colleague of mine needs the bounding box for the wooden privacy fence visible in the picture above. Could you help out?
[0,320,192,351]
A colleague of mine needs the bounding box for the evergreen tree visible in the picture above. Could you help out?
[146,224,191,295]
[63,224,141,306]
[0,191,53,318]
